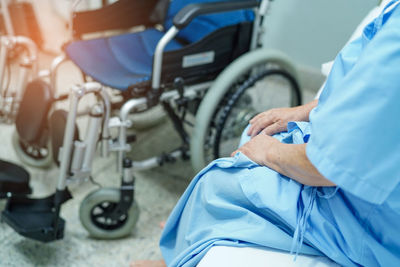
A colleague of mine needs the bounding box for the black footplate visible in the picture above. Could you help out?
[0,160,31,198]
[1,190,72,242]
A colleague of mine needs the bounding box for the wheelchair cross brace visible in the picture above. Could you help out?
[115,81,212,172]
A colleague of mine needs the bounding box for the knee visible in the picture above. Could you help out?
[196,168,244,203]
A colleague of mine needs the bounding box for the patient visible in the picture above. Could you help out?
[132,1,400,266]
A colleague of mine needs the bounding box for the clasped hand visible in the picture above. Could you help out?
[232,104,311,165]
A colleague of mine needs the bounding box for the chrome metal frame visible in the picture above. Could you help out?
[56,79,209,187]
[114,81,211,172]
[0,0,14,36]
[0,36,38,123]
[50,54,68,94]
[54,0,273,178]
[152,26,179,90]
[150,0,271,90]
[250,0,272,49]
[57,82,110,190]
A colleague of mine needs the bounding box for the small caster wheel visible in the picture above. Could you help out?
[79,188,139,239]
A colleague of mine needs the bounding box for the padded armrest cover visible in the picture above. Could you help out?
[173,0,259,29]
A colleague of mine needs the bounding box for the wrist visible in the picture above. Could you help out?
[295,100,318,121]
[263,137,281,168]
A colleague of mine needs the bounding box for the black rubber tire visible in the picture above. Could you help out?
[190,49,302,172]
[79,188,139,239]
[11,129,52,168]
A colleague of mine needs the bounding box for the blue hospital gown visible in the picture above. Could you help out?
[160,2,400,266]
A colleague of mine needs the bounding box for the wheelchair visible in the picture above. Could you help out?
[0,0,51,168]
[0,0,41,124]
[1,0,302,242]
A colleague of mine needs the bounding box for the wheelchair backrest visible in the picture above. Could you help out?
[164,0,255,43]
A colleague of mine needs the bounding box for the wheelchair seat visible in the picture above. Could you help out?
[65,0,255,91]
[66,29,183,90]
[0,160,32,198]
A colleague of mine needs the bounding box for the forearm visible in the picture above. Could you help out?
[265,142,335,187]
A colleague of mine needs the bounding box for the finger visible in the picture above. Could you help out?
[247,123,258,136]
[247,115,264,135]
[248,116,266,136]
[261,122,284,136]
[249,112,264,124]
[249,116,276,137]
[249,121,271,137]
[231,150,239,157]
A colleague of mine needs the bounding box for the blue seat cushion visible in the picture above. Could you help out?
[65,29,183,90]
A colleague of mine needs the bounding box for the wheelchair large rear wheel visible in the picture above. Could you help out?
[191,49,302,172]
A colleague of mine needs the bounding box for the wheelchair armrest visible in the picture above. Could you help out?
[173,0,259,29]
[72,0,159,39]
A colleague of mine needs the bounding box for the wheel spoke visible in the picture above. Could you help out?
[90,200,128,230]
[209,69,300,161]
[93,213,104,219]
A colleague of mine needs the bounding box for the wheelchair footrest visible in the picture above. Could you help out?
[0,160,32,198]
[1,193,69,242]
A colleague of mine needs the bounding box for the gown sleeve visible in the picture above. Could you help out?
[306,6,400,205]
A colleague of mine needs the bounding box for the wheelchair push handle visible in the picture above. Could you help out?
[173,0,260,29]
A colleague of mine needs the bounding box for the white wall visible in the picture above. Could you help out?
[261,0,378,88]
[34,0,120,53]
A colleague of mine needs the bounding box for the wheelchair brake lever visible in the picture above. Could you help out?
[174,77,188,111]
[174,77,185,98]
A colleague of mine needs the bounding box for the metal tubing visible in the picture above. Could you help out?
[79,83,111,158]
[71,141,86,171]
[1,0,14,36]
[99,88,111,157]
[0,37,9,96]
[82,104,103,171]
[50,54,67,95]
[99,90,111,138]
[82,82,103,93]
[132,158,159,171]
[259,0,271,16]
[123,165,133,183]
[250,0,271,49]
[117,97,147,170]
[131,150,183,171]
[13,36,38,77]
[57,86,82,190]
[56,82,105,190]
[116,82,211,171]
[152,26,179,89]
[160,81,212,102]
[15,64,29,100]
